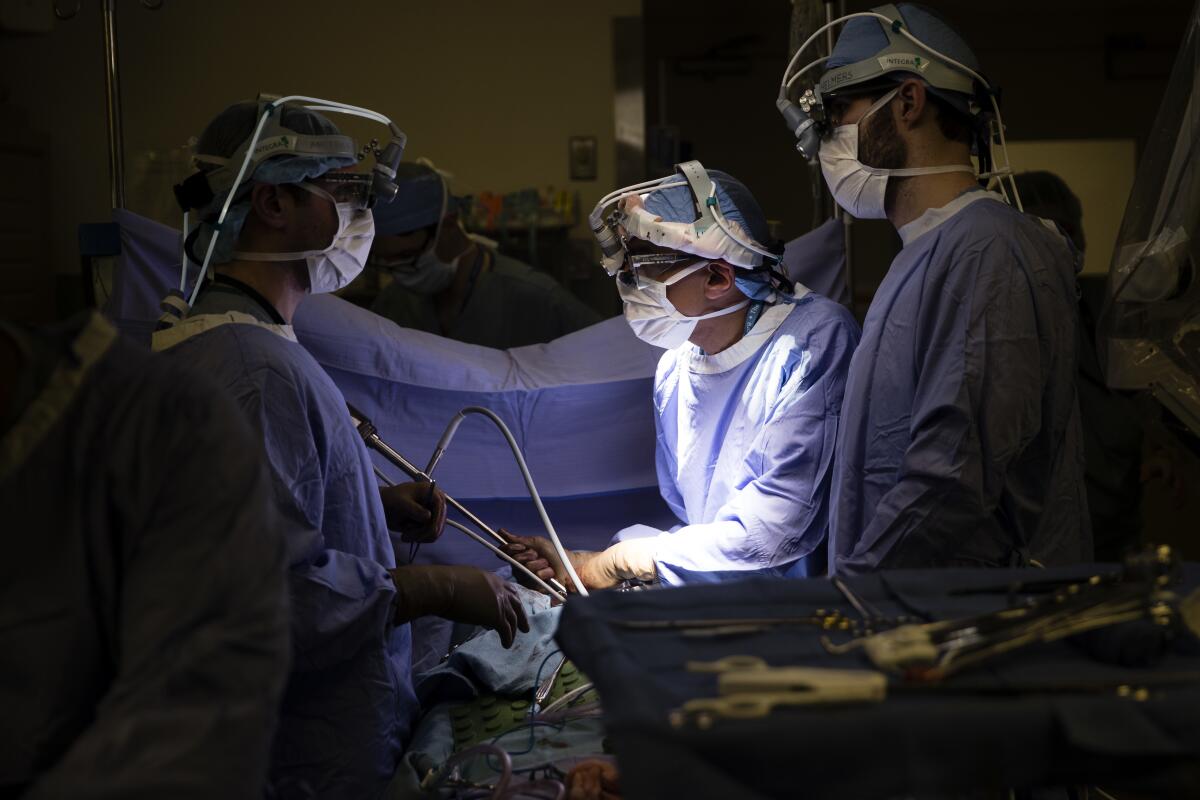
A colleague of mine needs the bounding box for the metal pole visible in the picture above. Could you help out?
[843,215,855,314]
[102,0,126,208]
[825,0,855,312]
[824,1,834,61]
[825,0,840,223]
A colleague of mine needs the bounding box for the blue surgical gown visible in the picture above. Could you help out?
[829,191,1092,574]
[1,312,288,798]
[154,286,417,800]
[642,292,860,584]
[371,251,602,348]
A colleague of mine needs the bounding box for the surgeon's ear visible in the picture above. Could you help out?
[703,262,738,299]
[895,79,927,130]
[249,183,290,231]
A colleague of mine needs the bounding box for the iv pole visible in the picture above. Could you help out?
[56,0,166,209]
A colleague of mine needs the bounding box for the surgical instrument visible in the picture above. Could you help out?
[832,576,886,631]
[533,656,568,713]
[537,683,596,717]
[614,607,916,639]
[357,410,567,603]
[423,406,587,596]
[822,548,1190,680]
[616,612,855,632]
[672,654,1200,728]
[671,658,887,727]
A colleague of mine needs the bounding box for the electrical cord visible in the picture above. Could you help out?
[594,177,688,215]
[422,743,512,799]
[476,648,564,779]
[705,184,779,262]
[496,779,565,799]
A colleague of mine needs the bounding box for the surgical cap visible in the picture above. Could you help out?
[1013,171,1086,253]
[826,3,980,113]
[191,101,357,265]
[372,162,447,237]
[642,170,780,301]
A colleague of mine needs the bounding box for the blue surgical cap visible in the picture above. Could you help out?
[642,169,782,302]
[826,3,980,112]
[372,162,448,237]
[191,101,356,265]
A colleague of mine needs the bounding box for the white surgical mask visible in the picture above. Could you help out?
[618,261,750,349]
[819,88,974,220]
[233,182,375,293]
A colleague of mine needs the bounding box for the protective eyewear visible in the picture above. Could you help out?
[616,256,710,290]
[590,160,779,279]
[307,172,374,210]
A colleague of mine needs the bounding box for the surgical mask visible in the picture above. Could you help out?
[377,247,460,295]
[369,187,465,295]
[819,88,974,219]
[618,261,750,349]
[233,182,375,293]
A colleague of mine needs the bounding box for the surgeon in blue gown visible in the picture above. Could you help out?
[158,100,530,799]
[364,161,601,347]
[505,169,859,588]
[0,311,288,798]
[812,4,1091,573]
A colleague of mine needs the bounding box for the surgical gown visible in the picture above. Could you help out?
[639,291,859,584]
[0,312,289,799]
[153,282,417,800]
[372,251,602,348]
[829,191,1092,574]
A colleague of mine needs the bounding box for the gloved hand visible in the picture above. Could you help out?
[584,538,658,587]
[501,532,658,592]
[390,565,530,648]
[379,481,447,543]
[500,530,591,594]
